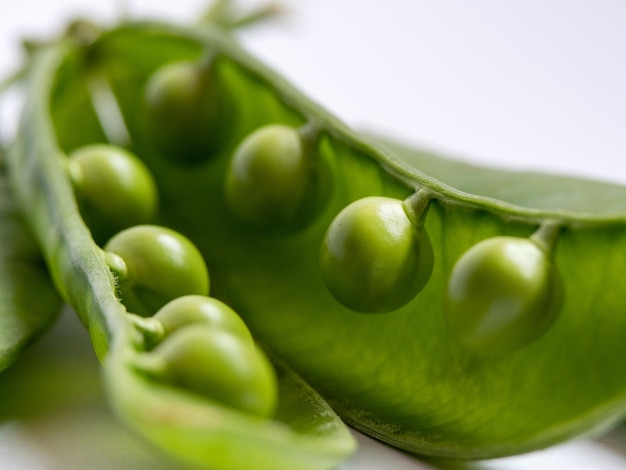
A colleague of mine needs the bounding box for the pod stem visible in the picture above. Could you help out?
[298,120,325,164]
[130,351,168,379]
[199,0,284,30]
[104,251,128,281]
[299,120,323,146]
[530,220,562,256]
[402,188,432,229]
[128,314,165,350]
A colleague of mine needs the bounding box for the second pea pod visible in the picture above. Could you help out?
[8,16,626,466]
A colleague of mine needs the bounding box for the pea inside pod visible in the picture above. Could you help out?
[138,325,278,418]
[225,123,329,233]
[143,57,233,164]
[320,194,433,313]
[132,294,254,349]
[67,144,158,242]
[135,295,276,418]
[444,233,563,355]
[104,225,210,316]
[154,295,253,342]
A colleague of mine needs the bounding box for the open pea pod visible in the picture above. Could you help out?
[7,13,626,466]
[6,32,355,470]
[0,152,62,372]
[89,21,626,458]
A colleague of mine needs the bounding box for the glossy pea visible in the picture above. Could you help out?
[444,236,562,355]
[104,225,210,316]
[153,295,253,343]
[144,326,277,418]
[143,59,231,164]
[320,196,433,313]
[67,144,158,242]
[225,124,325,232]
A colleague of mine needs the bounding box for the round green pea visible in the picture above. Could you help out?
[224,124,322,232]
[154,295,252,343]
[320,196,434,313]
[444,236,562,355]
[148,326,277,418]
[143,60,230,164]
[68,144,158,241]
[104,225,210,316]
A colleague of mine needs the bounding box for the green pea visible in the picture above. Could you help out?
[143,59,231,164]
[224,124,325,232]
[144,326,277,418]
[104,225,209,316]
[153,295,252,343]
[444,236,562,355]
[67,144,158,242]
[320,196,434,313]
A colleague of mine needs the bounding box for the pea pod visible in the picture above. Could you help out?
[6,11,626,468]
[6,32,355,470]
[0,159,62,372]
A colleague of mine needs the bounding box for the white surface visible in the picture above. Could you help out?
[1,1,626,469]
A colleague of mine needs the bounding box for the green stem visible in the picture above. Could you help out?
[298,120,324,154]
[128,313,165,350]
[402,188,432,229]
[530,220,562,255]
[104,251,128,281]
[199,0,284,30]
[130,349,168,378]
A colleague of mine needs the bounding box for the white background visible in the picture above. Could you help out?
[1,1,626,469]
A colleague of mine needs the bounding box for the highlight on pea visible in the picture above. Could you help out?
[443,222,563,355]
[319,190,434,313]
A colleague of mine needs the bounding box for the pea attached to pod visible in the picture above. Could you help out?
[136,314,277,418]
[444,225,563,355]
[67,144,158,242]
[143,57,232,164]
[135,295,254,348]
[104,225,210,317]
[320,192,434,313]
[224,123,329,233]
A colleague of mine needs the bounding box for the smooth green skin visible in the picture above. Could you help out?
[143,59,231,164]
[320,196,433,313]
[68,144,158,243]
[153,295,253,343]
[11,17,626,468]
[225,124,320,231]
[145,326,277,418]
[0,173,62,372]
[444,236,562,355]
[104,225,210,317]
